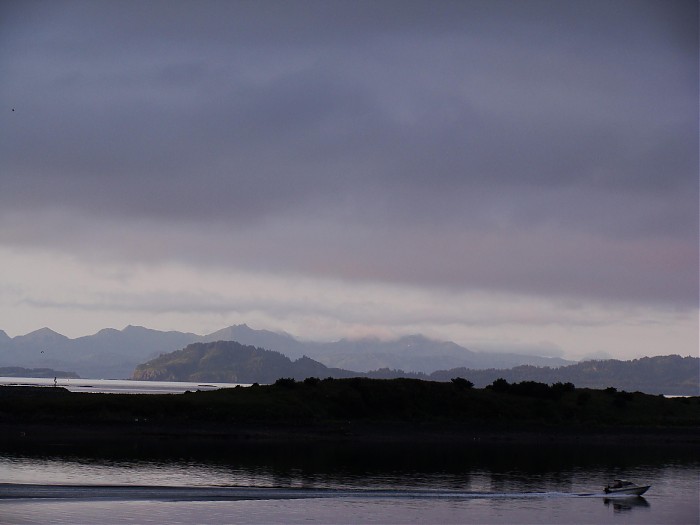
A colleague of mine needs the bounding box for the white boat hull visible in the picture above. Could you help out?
[604,485,650,496]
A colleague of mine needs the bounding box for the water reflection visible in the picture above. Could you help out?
[604,496,650,513]
[2,442,697,494]
[1,447,697,525]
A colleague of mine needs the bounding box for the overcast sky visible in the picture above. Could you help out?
[1,0,697,360]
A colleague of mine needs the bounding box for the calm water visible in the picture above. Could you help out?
[1,443,698,524]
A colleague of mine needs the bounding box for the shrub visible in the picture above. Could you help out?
[552,382,575,394]
[489,378,510,393]
[451,377,474,389]
[509,381,552,399]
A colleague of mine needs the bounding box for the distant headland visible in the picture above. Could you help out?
[133,340,699,396]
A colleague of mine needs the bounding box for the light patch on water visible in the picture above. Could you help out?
[0,377,249,393]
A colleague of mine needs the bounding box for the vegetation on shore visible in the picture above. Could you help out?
[2,377,698,437]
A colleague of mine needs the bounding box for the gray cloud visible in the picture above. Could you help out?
[1,0,697,308]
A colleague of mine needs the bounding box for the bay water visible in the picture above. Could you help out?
[0,377,247,394]
[1,443,697,524]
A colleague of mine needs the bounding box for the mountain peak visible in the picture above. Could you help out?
[122,325,170,335]
[123,325,146,332]
[95,328,120,336]
[33,327,63,335]
[14,327,69,344]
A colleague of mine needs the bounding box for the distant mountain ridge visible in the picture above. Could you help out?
[1,324,696,395]
[0,324,571,379]
[0,325,202,379]
[302,335,571,372]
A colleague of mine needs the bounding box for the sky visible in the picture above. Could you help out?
[0,0,697,361]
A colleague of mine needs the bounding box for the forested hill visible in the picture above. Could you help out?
[133,342,698,396]
[430,355,698,395]
[132,341,355,383]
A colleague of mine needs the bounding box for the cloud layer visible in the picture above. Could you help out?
[1,1,697,356]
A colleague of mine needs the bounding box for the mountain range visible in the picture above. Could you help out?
[0,324,572,379]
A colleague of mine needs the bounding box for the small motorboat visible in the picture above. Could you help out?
[604,479,650,496]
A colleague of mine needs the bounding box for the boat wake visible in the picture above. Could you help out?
[0,484,636,502]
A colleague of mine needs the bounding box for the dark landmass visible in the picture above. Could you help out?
[429,355,700,395]
[0,367,79,379]
[1,378,698,453]
[133,341,699,396]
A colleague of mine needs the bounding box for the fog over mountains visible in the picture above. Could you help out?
[0,324,572,379]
